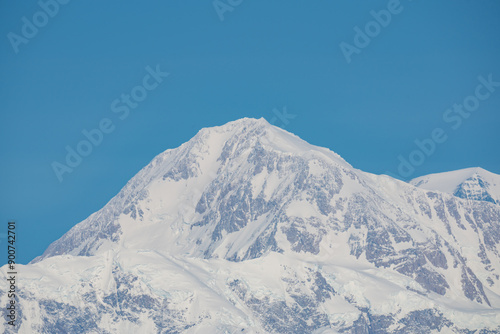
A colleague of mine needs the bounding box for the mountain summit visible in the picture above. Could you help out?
[33,117,352,263]
[411,167,500,206]
[3,118,500,333]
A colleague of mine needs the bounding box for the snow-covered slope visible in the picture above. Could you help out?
[2,118,500,333]
[411,167,500,205]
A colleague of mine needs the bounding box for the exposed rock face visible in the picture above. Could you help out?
[2,118,500,333]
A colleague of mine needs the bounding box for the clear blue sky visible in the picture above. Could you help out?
[1,1,499,264]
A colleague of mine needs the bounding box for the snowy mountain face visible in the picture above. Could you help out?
[411,168,500,206]
[2,118,500,333]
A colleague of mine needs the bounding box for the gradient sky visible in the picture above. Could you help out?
[1,1,499,264]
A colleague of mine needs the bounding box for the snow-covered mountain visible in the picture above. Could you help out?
[2,118,500,333]
[411,168,500,206]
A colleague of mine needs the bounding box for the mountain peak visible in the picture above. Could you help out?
[192,117,351,168]
[196,117,269,135]
[411,167,500,205]
[33,118,352,263]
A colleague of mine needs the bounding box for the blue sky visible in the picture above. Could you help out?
[1,1,499,264]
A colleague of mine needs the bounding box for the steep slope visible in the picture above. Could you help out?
[2,118,500,333]
[411,168,500,205]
